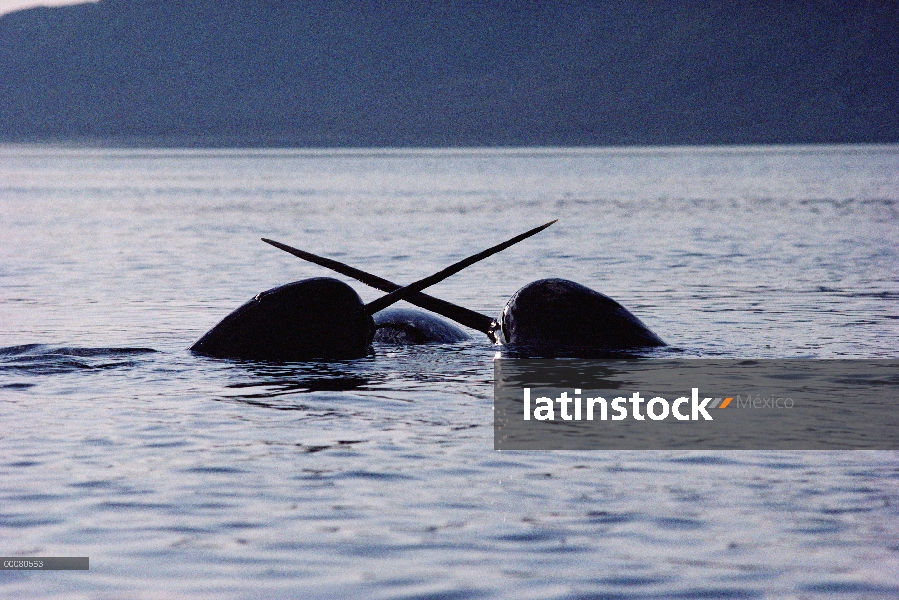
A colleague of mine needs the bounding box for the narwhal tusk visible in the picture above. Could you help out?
[363,220,556,314]
[263,219,558,318]
[261,237,495,334]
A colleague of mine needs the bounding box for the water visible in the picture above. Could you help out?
[1,145,898,598]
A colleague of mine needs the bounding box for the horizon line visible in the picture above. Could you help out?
[1,140,897,157]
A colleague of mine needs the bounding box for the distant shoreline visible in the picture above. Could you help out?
[1,140,897,154]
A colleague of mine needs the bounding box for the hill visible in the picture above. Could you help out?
[1,0,897,146]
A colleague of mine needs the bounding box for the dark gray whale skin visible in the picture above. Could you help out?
[500,278,665,352]
[373,308,471,344]
[190,277,374,361]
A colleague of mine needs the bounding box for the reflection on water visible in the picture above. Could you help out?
[227,375,372,396]
[221,361,379,408]
[0,146,897,598]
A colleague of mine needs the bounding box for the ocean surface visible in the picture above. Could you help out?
[1,145,897,599]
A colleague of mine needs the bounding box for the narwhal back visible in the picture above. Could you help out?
[191,277,374,361]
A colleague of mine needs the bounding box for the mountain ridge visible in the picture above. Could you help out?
[1,1,897,147]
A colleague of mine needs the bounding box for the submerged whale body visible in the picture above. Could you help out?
[190,277,374,361]
[373,308,471,344]
[501,278,665,351]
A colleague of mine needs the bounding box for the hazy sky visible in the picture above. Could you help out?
[0,0,95,17]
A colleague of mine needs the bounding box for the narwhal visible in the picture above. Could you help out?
[373,307,471,344]
[262,235,666,356]
[190,221,555,361]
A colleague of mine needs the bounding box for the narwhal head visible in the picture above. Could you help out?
[501,278,666,352]
[191,277,374,361]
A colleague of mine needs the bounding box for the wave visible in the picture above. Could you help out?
[0,344,157,375]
